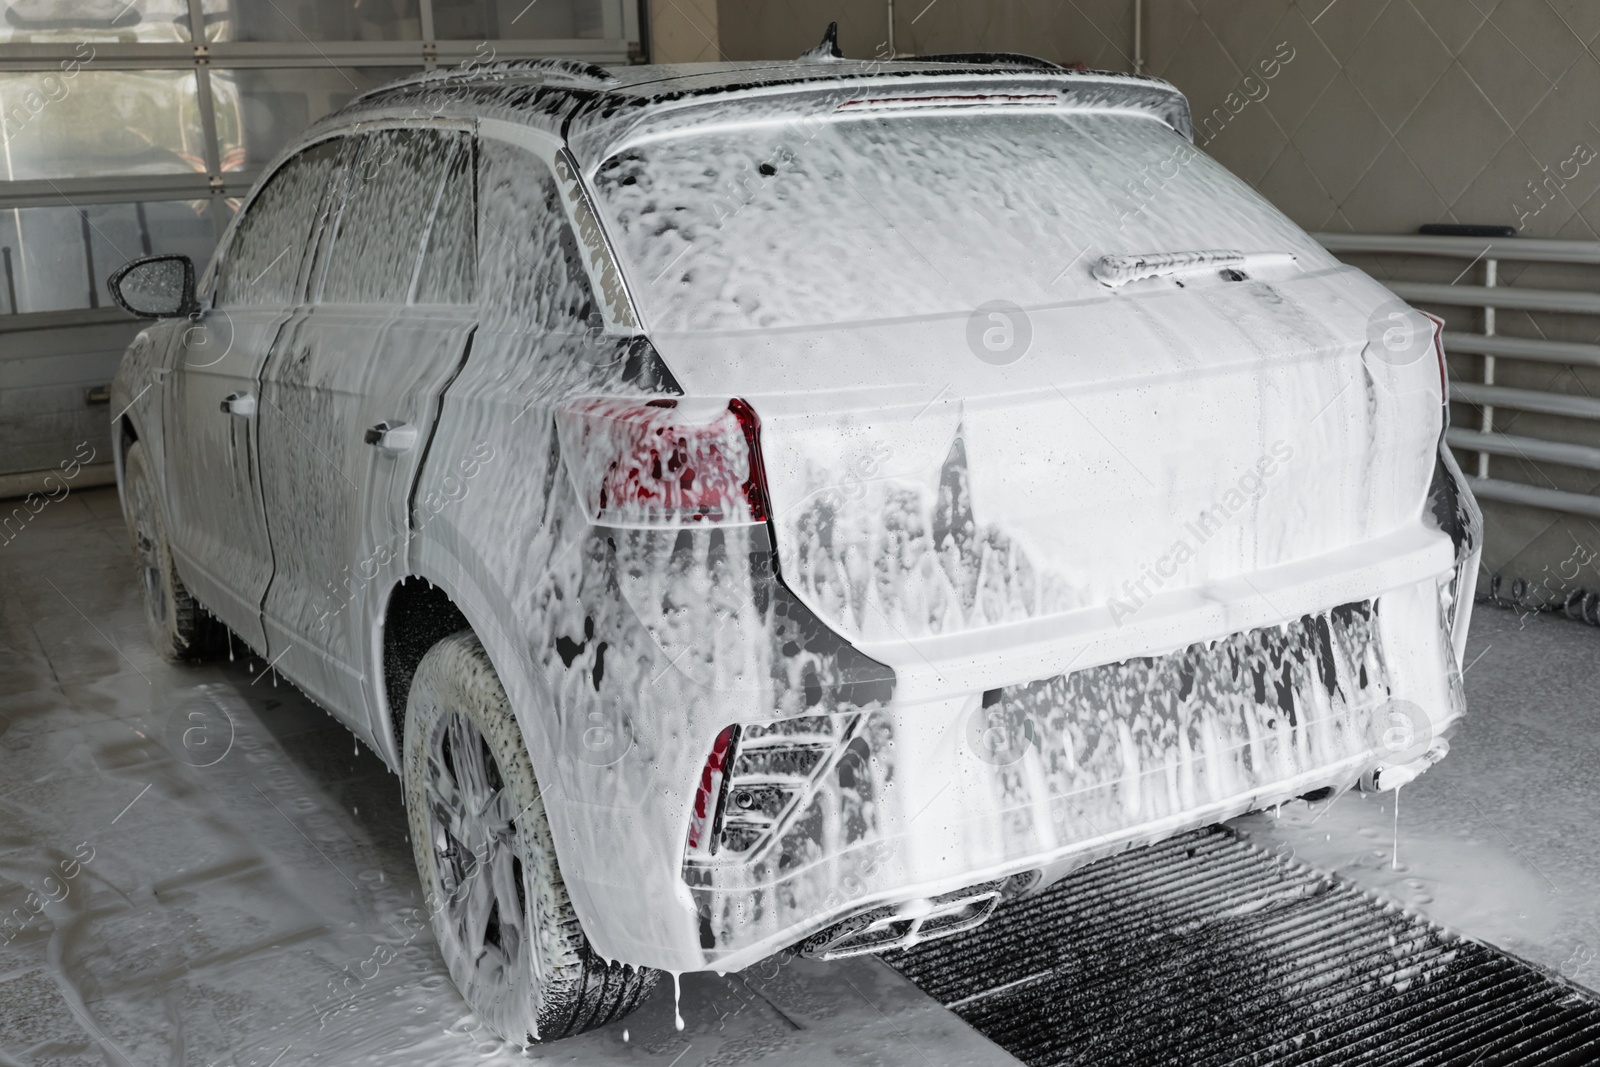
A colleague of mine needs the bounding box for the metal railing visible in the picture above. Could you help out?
[1316,232,1600,521]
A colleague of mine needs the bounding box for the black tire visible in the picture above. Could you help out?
[122,441,224,661]
[401,630,658,1043]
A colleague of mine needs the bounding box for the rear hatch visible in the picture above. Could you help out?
[586,84,1447,684]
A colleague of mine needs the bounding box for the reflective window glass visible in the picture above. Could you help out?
[478,139,595,332]
[214,138,340,306]
[0,0,192,43]
[431,0,605,41]
[413,140,476,305]
[0,199,215,314]
[198,0,420,42]
[319,128,455,305]
[209,66,421,173]
[0,69,207,181]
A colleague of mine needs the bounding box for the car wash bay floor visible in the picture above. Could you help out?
[2,486,1598,1066]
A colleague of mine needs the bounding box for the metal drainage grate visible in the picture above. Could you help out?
[886,826,1600,1066]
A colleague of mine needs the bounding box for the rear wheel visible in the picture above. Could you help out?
[122,441,224,661]
[401,630,657,1043]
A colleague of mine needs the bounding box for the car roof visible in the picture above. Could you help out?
[327,57,1193,169]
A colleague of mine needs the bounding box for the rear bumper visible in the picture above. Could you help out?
[856,521,1458,701]
[680,550,1471,973]
[544,467,1478,974]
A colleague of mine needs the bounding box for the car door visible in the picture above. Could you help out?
[255,124,478,739]
[163,139,342,650]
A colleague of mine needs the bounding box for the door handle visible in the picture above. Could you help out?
[364,421,418,454]
[220,392,256,417]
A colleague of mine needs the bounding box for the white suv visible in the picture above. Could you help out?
[108,53,1481,1043]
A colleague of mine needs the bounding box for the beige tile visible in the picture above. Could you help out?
[1510,52,1600,209]
[1260,5,1344,135]
[1574,184,1600,247]
[1205,94,1291,185]
[1339,139,1451,233]
[1552,208,1600,242]
[1144,3,1204,78]
[1458,18,1559,129]
[1545,0,1600,46]
[902,0,1035,59]
[709,0,764,59]
[1453,134,1579,236]
[1394,62,1513,206]
[1406,0,1491,54]
[897,0,971,57]
[936,0,984,38]
[1293,73,1393,201]
[1074,0,1136,47]
[938,0,1009,56]
[1067,0,1138,72]
[1295,0,1391,65]
[1161,22,1248,133]
[1321,205,1358,232]
[1345,0,1456,131]
[651,0,720,62]
[1489,0,1584,84]
[1201,0,1292,70]
[1255,143,1340,229]
[738,3,888,60]
[836,5,898,59]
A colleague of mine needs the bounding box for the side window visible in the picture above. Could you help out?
[214,139,341,306]
[414,139,476,304]
[319,128,469,305]
[478,138,596,333]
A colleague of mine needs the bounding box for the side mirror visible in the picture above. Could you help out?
[108,254,198,319]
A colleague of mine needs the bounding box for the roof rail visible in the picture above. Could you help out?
[352,57,616,105]
[906,52,1064,71]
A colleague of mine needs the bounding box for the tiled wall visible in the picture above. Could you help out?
[711,0,1600,598]
[648,0,720,62]
[713,0,1135,69]
[1149,1,1600,598]
[1150,1,1600,239]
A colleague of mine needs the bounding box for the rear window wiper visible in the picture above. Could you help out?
[1092,249,1296,288]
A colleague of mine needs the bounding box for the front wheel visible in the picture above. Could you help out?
[122,440,224,661]
[401,630,657,1043]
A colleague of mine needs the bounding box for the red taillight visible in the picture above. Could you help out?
[556,396,770,527]
[1421,310,1449,404]
[686,725,739,857]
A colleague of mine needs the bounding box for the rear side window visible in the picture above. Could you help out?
[319,127,474,305]
[477,138,596,333]
[214,139,340,307]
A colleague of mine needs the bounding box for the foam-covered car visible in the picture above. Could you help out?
[108,47,1481,1043]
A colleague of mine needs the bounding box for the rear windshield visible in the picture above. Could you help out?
[591,108,1334,334]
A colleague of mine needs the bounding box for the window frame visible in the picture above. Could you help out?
[408,131,479,306]
[203,129,347,310]
[203,115,478,311]
[479,118,639,335]
[307,117,478,309]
